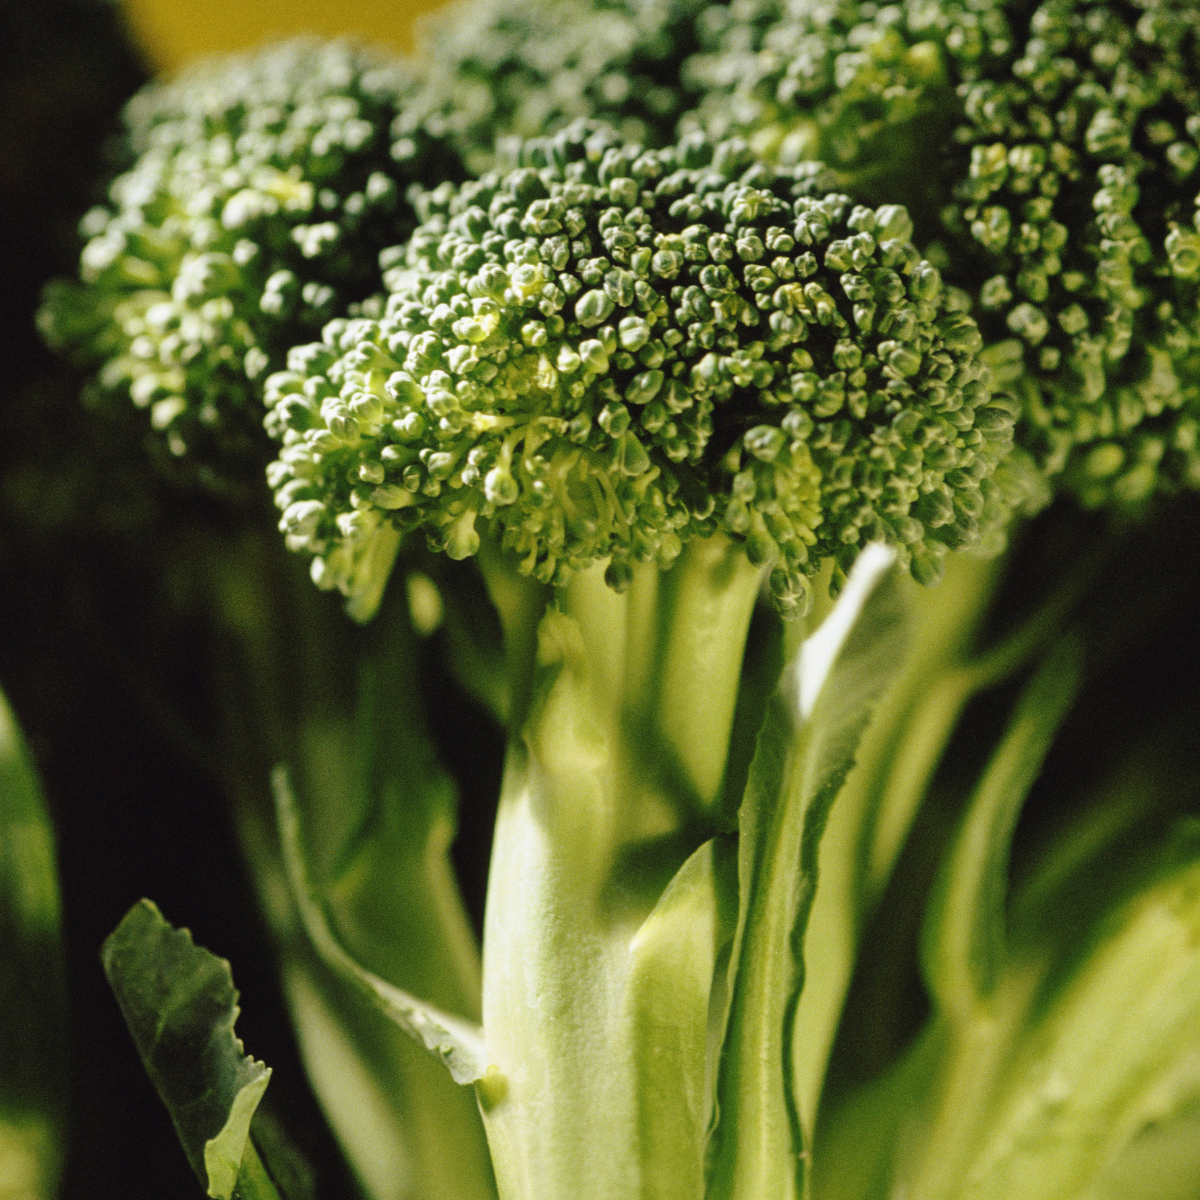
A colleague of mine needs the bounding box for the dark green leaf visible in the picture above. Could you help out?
[101,900,273,1200]
[920,637,1081,1016]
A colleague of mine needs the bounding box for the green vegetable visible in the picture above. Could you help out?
[37,39,417,486]
[685,0,1200,510]
[255,120,1049,1199]
[101,900,276,1200]
[31,2,1200,1198]
[265,122,1013,612]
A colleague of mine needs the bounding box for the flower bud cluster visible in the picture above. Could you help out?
[681,0,1014,210]
[266,123,1012,614]
[393,0,707,175]
[942,0,1200,509]
[38,40,414,483]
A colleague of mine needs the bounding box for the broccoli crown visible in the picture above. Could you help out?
[394,0,709,174]
[37,40,421,486]
[265,122,1014,617]
[679,0,1200,511]
[938,0,1200,509]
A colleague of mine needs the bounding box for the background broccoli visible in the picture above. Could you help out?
[681,0,1200,509]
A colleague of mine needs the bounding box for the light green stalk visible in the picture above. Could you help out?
[706,544,909,1200]
[477,536,762,1200]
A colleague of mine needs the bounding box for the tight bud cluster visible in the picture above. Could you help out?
[38,40,415,481]
[680,0,1200,511]
[265,123,1013,616]
[943,0,1200,509]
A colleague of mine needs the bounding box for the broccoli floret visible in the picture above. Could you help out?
[265,122,1015,617]
[679,0,1200,511]
[939,0,1200,509]
[38,39,420,483]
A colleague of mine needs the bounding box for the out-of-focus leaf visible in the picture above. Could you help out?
[100,900,275,1200]
[273,771,488,1085]
[0,688,67,1200]
[921,637,1082,1017]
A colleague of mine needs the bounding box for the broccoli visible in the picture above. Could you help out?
[683,0,1200,510]
[265,122,1014,614]
[30,2,1200,1199]
[36,40,421,486]
[257,121,1066,1199]
[395,0,710,170]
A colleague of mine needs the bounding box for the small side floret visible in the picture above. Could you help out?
[38,40,416,480]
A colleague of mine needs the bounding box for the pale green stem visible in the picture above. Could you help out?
[476,538,762,1200]
[794,535,1103,1149]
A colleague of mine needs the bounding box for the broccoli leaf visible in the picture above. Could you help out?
[273,769,489,1086]
[921,637,1082,1017]
[100,900,274,1200]
[0,688,67,1200]
[707,543,909,1200]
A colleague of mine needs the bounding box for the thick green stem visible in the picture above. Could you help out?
[707,545,909,1200]
[477,538,761,1200]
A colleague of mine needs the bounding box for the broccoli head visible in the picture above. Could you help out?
[37,39,421,485]
[264,122,1015,618]
[679,0,1200,512]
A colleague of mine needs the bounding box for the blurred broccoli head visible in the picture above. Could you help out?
[265,122,1015,620]
[682,0,1015,209]
[37,39,418,489]
[680,0,1200,512]
[395,0,709,173]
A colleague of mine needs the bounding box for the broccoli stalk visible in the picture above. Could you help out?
[815,643,1200,1200]
[197,530,495,1200]
[264,119,1018,1197]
